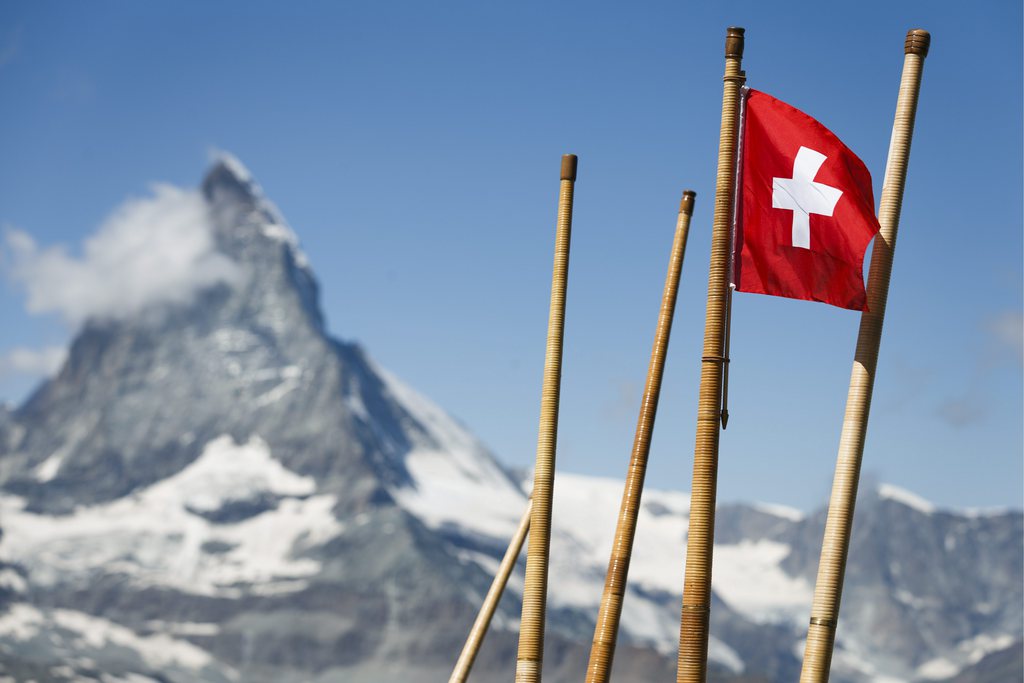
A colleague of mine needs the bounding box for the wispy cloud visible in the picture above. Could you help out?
[987,310,1023,366]
[933,309,1022,428]
[935,396,985,428]
[4,184,241,326]
[0,346,66,380]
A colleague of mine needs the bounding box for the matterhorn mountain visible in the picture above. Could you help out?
[0,156,1019,683]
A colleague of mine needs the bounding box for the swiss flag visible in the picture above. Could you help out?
[733,89,881,311]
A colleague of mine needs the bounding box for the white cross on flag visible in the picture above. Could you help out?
[733,89,881,310]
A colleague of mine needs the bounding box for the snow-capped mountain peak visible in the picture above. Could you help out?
[876,482,937,514]
[0,157,1018,683]
[201,152,266,205]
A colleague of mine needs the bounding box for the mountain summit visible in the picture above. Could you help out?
[0,157,1019,683]
[6,154,435,513]
[0,155,535,682]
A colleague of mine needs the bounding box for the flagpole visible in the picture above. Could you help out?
[450,498,532,683]
[585,190,696,683]
[677,27,745,683]
[799,29,930,683]
[516,153,577,683]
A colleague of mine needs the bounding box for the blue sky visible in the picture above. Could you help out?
[0,1,1020,512]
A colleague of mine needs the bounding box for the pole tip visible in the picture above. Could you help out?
[561,154,578,181]
[680,190,696,215]
[725,26,745,59]
[905,29,930,56]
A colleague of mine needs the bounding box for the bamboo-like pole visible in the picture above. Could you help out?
[450,498,533,683]
[585,191,696,683]
[676,27,745,683]
[799,29,930,683]
[516,153,577,683]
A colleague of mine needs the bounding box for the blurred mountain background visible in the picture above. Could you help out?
[0,159,1019,682]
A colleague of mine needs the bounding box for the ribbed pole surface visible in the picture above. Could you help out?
[450,498,532,683]
[676,27,744,683]
[585,191,696,683]
[799,29,930,683]
[516,153,577,683]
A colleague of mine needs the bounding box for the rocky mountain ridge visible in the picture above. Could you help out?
[0,156,1019,683]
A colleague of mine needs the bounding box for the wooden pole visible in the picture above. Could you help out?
[585,191,696,683]
[450,498,532,683]
[799,29,930,683]
[676,27,744,683]
[515,153,577,683]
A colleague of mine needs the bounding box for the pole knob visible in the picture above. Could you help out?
[725,27,745,59]
[680,190,696,215]
[905,29,930,56]
[561,154,578,181]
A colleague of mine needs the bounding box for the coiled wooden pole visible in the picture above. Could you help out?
[450,498,532,683]
[799,29,930,683]
[585,191,696,683]
[516,154,577,683]
[676,27,744,683]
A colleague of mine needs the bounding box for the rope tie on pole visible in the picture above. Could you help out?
[680,604,710,612]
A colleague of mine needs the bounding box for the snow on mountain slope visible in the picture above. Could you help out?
[0,435,343,597]
[547,473,811,668]
[380,366,809,633]
[1,155,1017,683]
[381,365,528,539]
[914,632,1018,680]
[0,602,236,682]
[713,540,813,622]
[877,483,936,515]
[389,390,809,673]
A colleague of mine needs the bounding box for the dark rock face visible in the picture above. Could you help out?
[0,157,505,682]
[937,639,1023,683]
[778,492,1024,677]
[3,159,431,519]
[0,157,1019,683]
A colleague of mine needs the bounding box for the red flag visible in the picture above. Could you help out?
[733,89,881,311]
